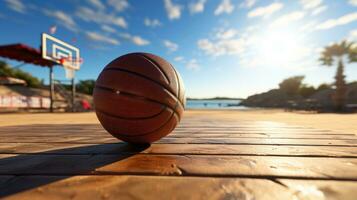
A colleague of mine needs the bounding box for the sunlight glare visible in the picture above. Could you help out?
[256,28,308,68]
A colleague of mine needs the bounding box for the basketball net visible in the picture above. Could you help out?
[60,58,77,79]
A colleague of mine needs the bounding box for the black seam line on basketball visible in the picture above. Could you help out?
[95,106,167,120]
[97,69,184,109]
[171,64,184,108]
[171,63,180,108]
[99,103,179,137]
[95,85,175,111]
[103,67,173,94]
[136,53,171,85]
[94,85,181,120]
[133,54,171,85]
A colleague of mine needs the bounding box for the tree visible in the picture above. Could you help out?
[320,40,357,111]
[279,76,304,96]
[316,83,331,91]
[299,85,316,98]
[0,60,42,88]
[76,79,95,95]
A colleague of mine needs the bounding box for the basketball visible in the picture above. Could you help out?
[93,53,185,143]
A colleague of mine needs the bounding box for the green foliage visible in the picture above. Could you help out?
[76,79,95,95]
[317,83,331,91]
[334,60,347,110]
[299,85,316,98]
[279,76,305,96]
[0,60,42,88]
[348,43,357,63]
[278,76,330,98]
[319,40,355,66]
[319,40,356,110]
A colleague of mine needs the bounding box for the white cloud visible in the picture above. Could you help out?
[348,29,357,40]
[214,0,234,16]
[43,9,78,32]
[119,33,150,46]
[173,56,199,71]
[107,0,129,12]
[87,0,105,10]
[112,17,127,29]
[300,0,327,16]
[311,5,327,16]
[240,0,256,8]
[163,40,179,52]
[144,18,162,27]
[300,0,323,10]
[101,25,116,33]
[197,37,245,56]
[248,2,283,18]
[271,11,305,27]
[174,56,184,62]
[189,0,206,14]
[86,31,120,45]
[76,6,127,28]
[216,28,238,39]
[164,0,182,20]
[131,36,150,46]
[350,0,357,6]
[5,0,26,13]
[316,12,357,30]
[186,59,200,71]
[197,25,317,72]
[300,21,318,33]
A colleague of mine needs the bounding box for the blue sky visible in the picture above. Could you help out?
[0,0,357,98]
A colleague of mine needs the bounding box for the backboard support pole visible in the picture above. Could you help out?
[71,78,75,112]
[49,66,54,113]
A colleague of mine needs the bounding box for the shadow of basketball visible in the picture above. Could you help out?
[0,142,150,197]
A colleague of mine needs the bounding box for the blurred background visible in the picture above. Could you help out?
[0,0,356,112]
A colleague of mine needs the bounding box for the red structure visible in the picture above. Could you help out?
[0,43,58,112]
[0,44,56,67]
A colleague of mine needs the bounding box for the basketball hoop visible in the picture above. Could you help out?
[41,33,82,112]
[60,58,82,79]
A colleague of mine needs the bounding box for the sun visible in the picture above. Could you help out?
[255,28,309,68]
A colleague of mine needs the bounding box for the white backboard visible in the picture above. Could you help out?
[41,33,81,70]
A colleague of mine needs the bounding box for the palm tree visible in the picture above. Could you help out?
[320,40,357,111]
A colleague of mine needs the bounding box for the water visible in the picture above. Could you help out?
[186,99,248,109]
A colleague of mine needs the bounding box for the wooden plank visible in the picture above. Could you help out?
[279,179,357,200]
[0,129,341,136]
[1,132,356,140]
[0,125,332,131]
[1,154,357,179]
[168,134,357,140]
[1,143,357,157]
[0,175,294,199]
[174,128,332,132]
[1,175,357,200]
[0,137,356,146]
[159,138,357,146]
[0,125,339,134]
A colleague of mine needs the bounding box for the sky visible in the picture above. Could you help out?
[0,0,357,98]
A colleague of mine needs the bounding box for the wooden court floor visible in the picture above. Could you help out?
[0,110,356,199]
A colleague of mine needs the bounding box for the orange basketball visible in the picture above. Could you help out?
[93,53,185,143]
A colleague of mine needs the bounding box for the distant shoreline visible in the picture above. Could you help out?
[187,97,244,101]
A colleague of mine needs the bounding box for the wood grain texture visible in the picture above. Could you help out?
[1,143,357,157]
[1,176,357,200]
[0,110,357,199]
[0,136,356,146]
[0,176,294,200]
[1,154,357,179]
